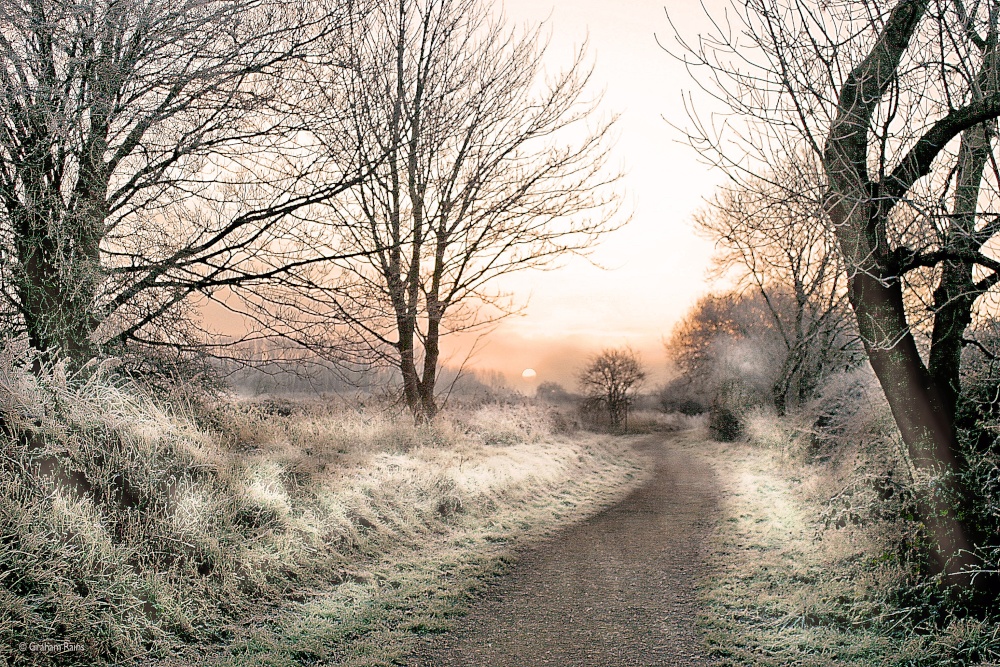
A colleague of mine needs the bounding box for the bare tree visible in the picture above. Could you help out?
[578,347,646,429]
[696,156,859,413]
[0,0,366,371]
[309,0,621,420]
[669,0,1000,584]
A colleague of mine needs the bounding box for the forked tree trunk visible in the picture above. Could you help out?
[822,0,980,584]
[929,263,978,423]
[928,55,999,423]
[417,302,443,421]
[825,181,978,582]
[397,315,427,422]
[396,311,440,423]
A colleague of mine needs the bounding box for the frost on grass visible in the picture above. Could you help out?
[0,356,647,666]
[698,413,1000,667]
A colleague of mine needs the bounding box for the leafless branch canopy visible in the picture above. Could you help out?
[0,0,370,367]
[278,0,623,419]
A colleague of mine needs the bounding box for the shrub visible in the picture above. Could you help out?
[576,396,611,431]
[708,379,765,442]
[458,403,551,445]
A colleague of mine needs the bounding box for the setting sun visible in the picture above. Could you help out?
[521,368,538,379]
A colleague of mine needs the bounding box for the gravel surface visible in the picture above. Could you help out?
[409,433,719,667]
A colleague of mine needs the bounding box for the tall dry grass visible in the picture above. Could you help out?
[0,353,647,666]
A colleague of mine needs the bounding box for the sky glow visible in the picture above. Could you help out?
[462,1,730,386]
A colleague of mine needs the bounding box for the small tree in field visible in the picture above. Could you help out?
[578,348,646,429]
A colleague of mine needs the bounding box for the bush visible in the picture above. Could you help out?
[707,379,765,442]
[803,367,898,460]
[458,403,551,445]
[767,365,1000,618]
[708,401,742,441]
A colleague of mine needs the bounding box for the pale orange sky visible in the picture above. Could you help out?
[459,1,730,388]
[204,1,732,391]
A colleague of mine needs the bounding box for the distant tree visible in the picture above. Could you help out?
[666,292,782,393]
[695,156,860,413]
[310,0,621,421]
[665,291,786,428]
[656,379,705,415]
[578,347,646,429]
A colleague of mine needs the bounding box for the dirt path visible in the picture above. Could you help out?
[409,433,719,667]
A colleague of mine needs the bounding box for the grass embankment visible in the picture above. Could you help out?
[0,360,649,667]
[696,415,1000,667]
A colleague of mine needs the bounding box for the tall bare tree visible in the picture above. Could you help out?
[670,0,1000,583]
[313,0,621,420]
[0,0,365,370]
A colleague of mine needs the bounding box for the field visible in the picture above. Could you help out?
[0,362,649,666]
[8,356,1000,667]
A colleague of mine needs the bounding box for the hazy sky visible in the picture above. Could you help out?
[463,1,730,388]
[205,1,734,390]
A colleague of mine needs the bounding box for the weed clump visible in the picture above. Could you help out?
[707,380,765,442]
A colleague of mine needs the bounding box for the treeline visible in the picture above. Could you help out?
[662,289,859,434]
[661,158,864,435]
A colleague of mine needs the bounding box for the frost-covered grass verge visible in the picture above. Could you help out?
[695,416,1000,667]
[0,358,649,667]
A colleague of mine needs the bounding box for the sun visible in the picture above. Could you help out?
[521,368,537,379]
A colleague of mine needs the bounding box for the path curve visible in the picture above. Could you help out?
[410,433,719,667]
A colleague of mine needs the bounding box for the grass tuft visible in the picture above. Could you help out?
[696,418,1000,667]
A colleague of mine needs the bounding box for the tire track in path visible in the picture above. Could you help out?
[410,433,719,667]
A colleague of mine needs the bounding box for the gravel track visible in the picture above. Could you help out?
[409,433,719,667]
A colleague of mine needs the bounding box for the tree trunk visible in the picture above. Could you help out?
[11,203,101,370]
[824,177,977,581]
[929,262,976,423]
[6,85,110,370]
[831,217,976,579]
[928,100,997,424]
[418,301,443,421]
[772,343,806,416]
[820,0,981,582]
[397,318,425,422]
